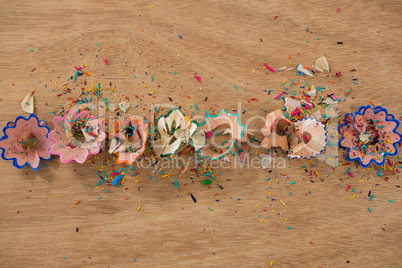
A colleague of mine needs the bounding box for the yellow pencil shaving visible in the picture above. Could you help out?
[137,206,141,211]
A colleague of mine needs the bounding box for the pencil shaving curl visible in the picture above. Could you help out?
[21,93,34,114]
[261,109,292,152]
[260,110,328,159]
[109,117,148,165]
[287,118,327,159]
[0,114,53,171]
[338,105,401,167]
[49,109,106,164]
[197,109,252,161]
[153,108,205,157]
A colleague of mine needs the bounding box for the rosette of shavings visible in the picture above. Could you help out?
[0,114,52,171]
[49,109,106,163]
[338,105,401,168]
[153,108,205,157]
[109,116,148,165]
[286,117,328,159]
[197,109,252,161]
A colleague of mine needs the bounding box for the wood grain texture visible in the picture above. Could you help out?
[0,0,401,267]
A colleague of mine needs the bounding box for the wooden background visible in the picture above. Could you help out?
[0,0,401,267]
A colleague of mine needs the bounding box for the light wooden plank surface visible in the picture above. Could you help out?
[0,0,401,267]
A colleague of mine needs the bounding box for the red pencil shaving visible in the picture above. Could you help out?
[274,92,284,99]
[264,63,275,73]
[206,132,213,138]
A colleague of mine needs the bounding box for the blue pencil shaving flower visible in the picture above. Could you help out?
[338,105,401,168]
[0,114,53,171]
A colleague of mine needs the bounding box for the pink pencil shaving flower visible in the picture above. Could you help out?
[49,109,106,163]
[338,105,402,167]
